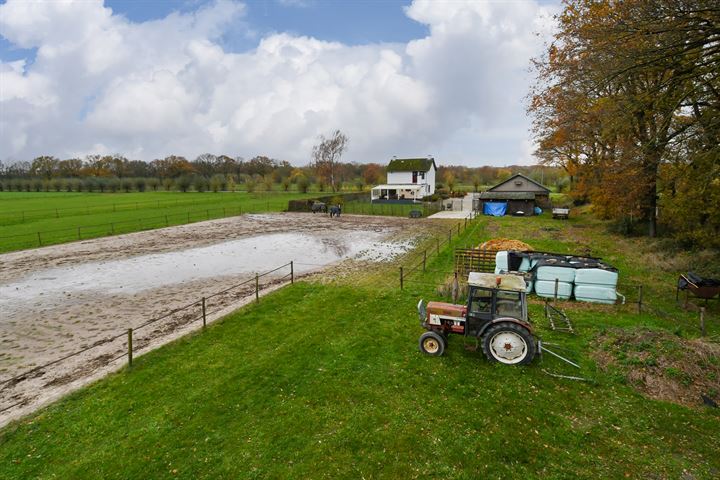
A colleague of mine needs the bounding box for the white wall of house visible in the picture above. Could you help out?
[386,168,435,196]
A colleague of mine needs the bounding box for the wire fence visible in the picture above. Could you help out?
[0,262,296,416]
[0,191,314,225]
[0,202,284,251]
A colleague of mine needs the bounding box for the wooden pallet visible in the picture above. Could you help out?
[454,248,498,275]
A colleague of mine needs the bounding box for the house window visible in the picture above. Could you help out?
[419,172,425,180]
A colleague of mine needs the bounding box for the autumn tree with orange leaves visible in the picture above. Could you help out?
[530,0,719,245]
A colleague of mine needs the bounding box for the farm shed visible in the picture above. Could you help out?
[485,173,551,208]
[478,192,536,216]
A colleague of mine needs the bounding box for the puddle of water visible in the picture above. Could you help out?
[0,231,412,317]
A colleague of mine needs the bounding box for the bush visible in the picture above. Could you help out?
[281,178,291,192]
[31,178,43,192]
[296,176,309,193]
[245,179,256,193]
[194,176,209,193]
[162,178,174,191]
[135,177,147,192]
[210,174,226,193]
[177,176,192,193]
[107,177,120,193]
[147,177,160,191]
[121,178,133,193]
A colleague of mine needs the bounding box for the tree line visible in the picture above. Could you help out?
[530,0,719,248]
[0,153,567,195]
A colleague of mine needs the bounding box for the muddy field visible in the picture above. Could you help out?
[0,212,443,426]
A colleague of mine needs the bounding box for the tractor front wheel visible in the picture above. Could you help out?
[481,322,536,365]
[419,331,446,356]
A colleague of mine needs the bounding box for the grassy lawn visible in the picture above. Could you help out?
[1,213,718,479]
[0,191,318,252]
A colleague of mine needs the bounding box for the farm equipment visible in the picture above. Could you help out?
[417,272,538,365]
[552,207,570,219]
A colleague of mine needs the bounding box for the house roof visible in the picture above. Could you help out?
[479,192,536,200]
[387,157,436,172]
[488,173,550,193]
[371,184,423,190]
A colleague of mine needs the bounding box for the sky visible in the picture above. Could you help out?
[0,0,559,167]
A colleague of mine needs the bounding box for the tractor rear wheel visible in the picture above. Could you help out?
[419,331,446,356]
[481,322,536,365]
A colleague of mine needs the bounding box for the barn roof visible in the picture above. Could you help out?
[387,157,436,172]
[479,192,536,200]
[488,173,550,193]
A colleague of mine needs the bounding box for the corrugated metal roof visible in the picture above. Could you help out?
[479,192,535,200]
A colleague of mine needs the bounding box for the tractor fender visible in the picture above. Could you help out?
[476,317,534,338]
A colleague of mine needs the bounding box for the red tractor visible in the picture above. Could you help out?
[417,272,538,365]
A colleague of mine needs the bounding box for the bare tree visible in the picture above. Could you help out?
[312,129,348,193]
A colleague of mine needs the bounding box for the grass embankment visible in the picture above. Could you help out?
[0,191,318,253]
[1,213,719,478]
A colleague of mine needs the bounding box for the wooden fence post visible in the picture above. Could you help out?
[452,272,459,303]
[255,274,260,303]
[637,285,643,314]
[202,297,207,329]
[700,307,706,336]
[554,278,559,302]
[448,229,452,243]
[290,261,294,284]
[127,328,133,367]
[37,232,42,246]
[423,250,427,272]
[400,267,404,290]
[457,223,460,235]
[436,238,440,255]
[165,214,169,226]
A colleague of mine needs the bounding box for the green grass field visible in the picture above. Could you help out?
[1,211,718,478]
[0,191,319,252]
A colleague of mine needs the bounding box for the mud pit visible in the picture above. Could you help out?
[0,212,439,426]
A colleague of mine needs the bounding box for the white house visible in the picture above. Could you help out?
[371,157,437,203]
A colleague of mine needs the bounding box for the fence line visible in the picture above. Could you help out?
[399,210,480,289]
[0,201,286,251]
[0,261,295,394]
[0,191,316,224]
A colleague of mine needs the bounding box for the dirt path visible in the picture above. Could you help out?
[0,212,445,427]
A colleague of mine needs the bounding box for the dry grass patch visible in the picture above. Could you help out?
[593,328,720,408]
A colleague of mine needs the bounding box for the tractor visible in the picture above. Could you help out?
[417,272,538,365]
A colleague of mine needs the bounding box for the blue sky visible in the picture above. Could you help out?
[0,0,559,166]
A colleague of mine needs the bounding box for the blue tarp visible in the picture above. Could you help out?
[534,206,543,215]
[483,201,507,216]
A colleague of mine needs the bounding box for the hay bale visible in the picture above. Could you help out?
[477,238,532,252]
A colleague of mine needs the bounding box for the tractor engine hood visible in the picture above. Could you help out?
[426,301,467,318]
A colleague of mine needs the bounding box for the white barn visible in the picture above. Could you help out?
[371,157,437,203]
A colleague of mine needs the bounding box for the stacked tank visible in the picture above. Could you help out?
[494,250,618,304]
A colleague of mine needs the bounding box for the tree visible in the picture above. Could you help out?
[30,156,59,179]
[362,163,382,186]
[530,0,719,239]
[312,129,348,192]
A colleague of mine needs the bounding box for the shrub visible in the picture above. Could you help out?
[84,177,98,192]
[134,177,146,192]
[120,178,133,193]
[162,178,174,191]
[210,174,226,193]
[147,177,160,191]
[296,176,309,193]
[107,177,120,193]
[177,176,192,193]
[281,178,291,192]
[245,179,256,193]
[31,178,43,192]
[194,176,209,192]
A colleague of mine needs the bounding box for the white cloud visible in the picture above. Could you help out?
[0,0,557,165]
